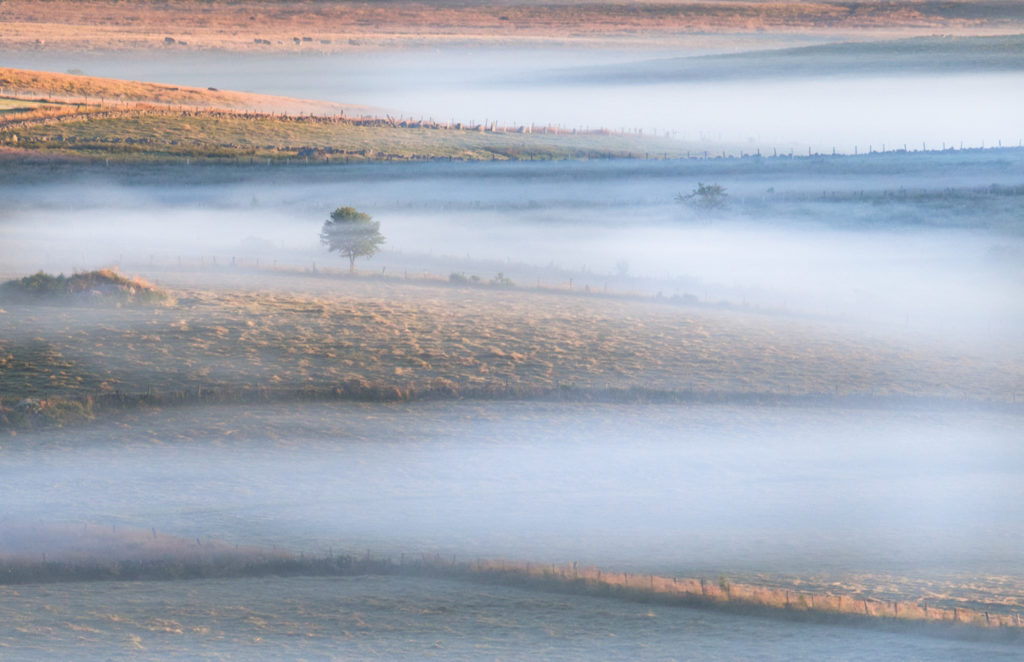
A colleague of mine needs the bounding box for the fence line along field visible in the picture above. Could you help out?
[1,522,1021,637]
[1,267,1019,429]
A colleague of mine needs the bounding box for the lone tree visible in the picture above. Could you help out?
[675,182,728,210]
[320,206,385,273]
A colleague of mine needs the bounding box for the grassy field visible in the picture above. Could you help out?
[0,68,690,162]
[3,109,691,162]
[0,98,45,113]
[0,67,360,115]
[1,268,1019,428]
[2,0,1021,52]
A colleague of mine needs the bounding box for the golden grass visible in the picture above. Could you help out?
[439,558,1024,630]
[1,0,1020,52]
[0,67,361,116]
[0,270,1019,428]
[0,67,692,162]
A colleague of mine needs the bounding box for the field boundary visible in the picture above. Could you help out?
[3,381,1021,432]
[410,557,1024,635]
[1,548,1021,639]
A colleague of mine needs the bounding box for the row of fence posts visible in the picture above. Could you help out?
[4,91,1022,160]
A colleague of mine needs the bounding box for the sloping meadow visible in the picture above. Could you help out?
[1,272,1017,420]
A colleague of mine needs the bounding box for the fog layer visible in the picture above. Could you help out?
[4,36,1023,153]
[4,402,1021,578]
[1,18,1022,662]
[2,154,1021,344]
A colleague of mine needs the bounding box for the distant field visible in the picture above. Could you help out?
[0,67,360,115]
[0,68,689,162]
[2,109,690,162]
[1,0,1021,52]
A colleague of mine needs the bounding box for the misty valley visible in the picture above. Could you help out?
[2,8,1024,660]
[2,400,1023,660]
[2,150,1021,659]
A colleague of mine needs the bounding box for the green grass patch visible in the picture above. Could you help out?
[0,98,45,113]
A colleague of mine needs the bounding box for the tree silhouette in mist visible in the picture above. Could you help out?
[676,182,728,211]
[320,206,385,273]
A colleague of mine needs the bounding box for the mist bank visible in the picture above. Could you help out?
[523,35,1024,152]
[4,149,1023,232]
[547,35,1024,84]
[5,37,1021,153]
[2,151,1021,342]
[3,402,1022,579]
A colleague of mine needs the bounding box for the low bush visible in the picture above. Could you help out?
[0,269,174,305]
[0,396,93,428]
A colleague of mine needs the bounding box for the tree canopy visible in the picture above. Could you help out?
[675,182,728,211]
[320,206,385,273]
